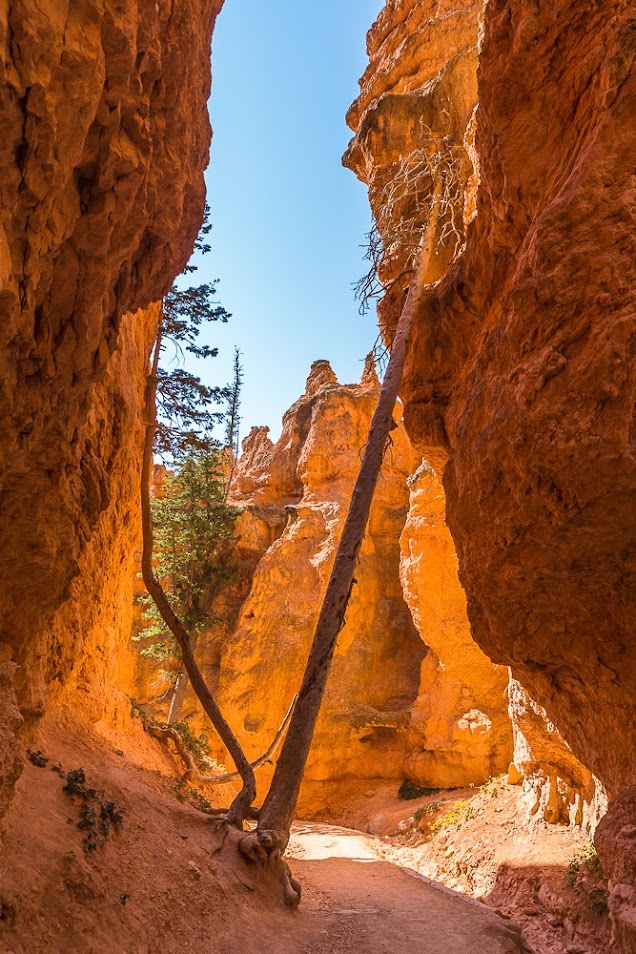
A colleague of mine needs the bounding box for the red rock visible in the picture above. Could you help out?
[346,1,635,943]
[0,0,224,816]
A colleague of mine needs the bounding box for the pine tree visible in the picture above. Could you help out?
[135,448,239,661]
[225,346,243,459]
[140,210,257,826]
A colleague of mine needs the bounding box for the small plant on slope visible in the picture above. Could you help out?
[414,801,442,822]
[566,843,608,915]
[430,799,477,835]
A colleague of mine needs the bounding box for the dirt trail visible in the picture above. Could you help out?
[282,822,531,954]
[0,723,532,953]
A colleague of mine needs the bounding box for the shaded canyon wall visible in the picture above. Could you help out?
[0,0,224,818]
[345,0,635,945]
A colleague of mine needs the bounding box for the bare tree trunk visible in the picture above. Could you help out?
[166,639,198,723]
[250,180,444,851]
[148,694,296,785]
[141,308,256,828]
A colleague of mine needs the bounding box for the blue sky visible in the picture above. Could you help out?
[185,0,384,442]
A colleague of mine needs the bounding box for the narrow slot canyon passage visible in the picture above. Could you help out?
[0,2,633,953]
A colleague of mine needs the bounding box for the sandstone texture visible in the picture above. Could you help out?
[0,0,223,817]
[400,462,512,788]
[346,0,635,944]
[507,679,606,832]
[131,360,514,817]
[146,360,426,816]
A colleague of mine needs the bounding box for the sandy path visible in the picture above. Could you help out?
[0,727,532,954]
[277,822,533,954]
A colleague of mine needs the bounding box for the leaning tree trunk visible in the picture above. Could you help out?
[244,179,444,862]
[140,309,256,828]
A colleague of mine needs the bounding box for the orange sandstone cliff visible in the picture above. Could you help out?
[345,0,635,946]
[0,0,224,814]
[129,359,513,815]
[400,462,512,789]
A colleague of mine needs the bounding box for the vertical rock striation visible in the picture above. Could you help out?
[0,0,224,817]
[346,0,635,944]
[400,462,512,788]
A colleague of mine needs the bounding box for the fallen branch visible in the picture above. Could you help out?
[146,695,297,786]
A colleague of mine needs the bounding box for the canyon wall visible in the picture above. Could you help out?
[345,0,635,945]
[400,462,512,789]
[0,0,224,818]
[130,360,512,815]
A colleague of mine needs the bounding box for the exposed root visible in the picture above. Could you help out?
[238,828,289,863]
[238,829,300,907]
[146,723,200,781]
[199,805,260,822]
[281,860,302,907]
[145,695,297,787]
[355,121,465,314]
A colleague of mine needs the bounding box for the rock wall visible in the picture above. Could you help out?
[146,359,426,816]
[400,462,512,788]
[345,0,635,944]
[507,679,606,831]
[130,360,513,816]
[0,0,223,818]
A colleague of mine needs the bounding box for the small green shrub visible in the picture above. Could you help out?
[478,775,506,796]
[27,750,48,768]
[430,799,476,834]
[414,801,442,822]
[62,767,124,852]
[566,843,604,886]
[587,887,609,916]
[566,843,609,916]
[175,780,213,812]
[171,720,213,770]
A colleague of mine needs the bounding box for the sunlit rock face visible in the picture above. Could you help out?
[0,0,223,816]
[166,360,426,816]
[507,680,606,832]
[400,462,512,788]
[346,0,635,944]
[137,360,513,816]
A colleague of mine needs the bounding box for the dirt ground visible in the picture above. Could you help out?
[0,719,535,954]
[324,781,612,954]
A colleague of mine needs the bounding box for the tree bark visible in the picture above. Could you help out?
[140,308,256,827]
[254,179,444,845]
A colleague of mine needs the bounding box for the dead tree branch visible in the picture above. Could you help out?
[146,695,297,787]
[355,123,464,314]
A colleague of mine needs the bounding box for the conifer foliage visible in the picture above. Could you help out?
[154,204,231,461]
[135,450,239,660]
[140,207,258,826]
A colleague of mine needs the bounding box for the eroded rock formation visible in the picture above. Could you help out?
[507,679,606,831]
[0,0,223,818]
[400,462,512,788]
[139,360,426,815]
[345,0,635,944]
[131,360,514,816]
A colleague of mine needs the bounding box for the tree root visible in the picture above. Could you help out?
[199,805,260,822]
[145,695,297,788]
[238,829,301,907]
